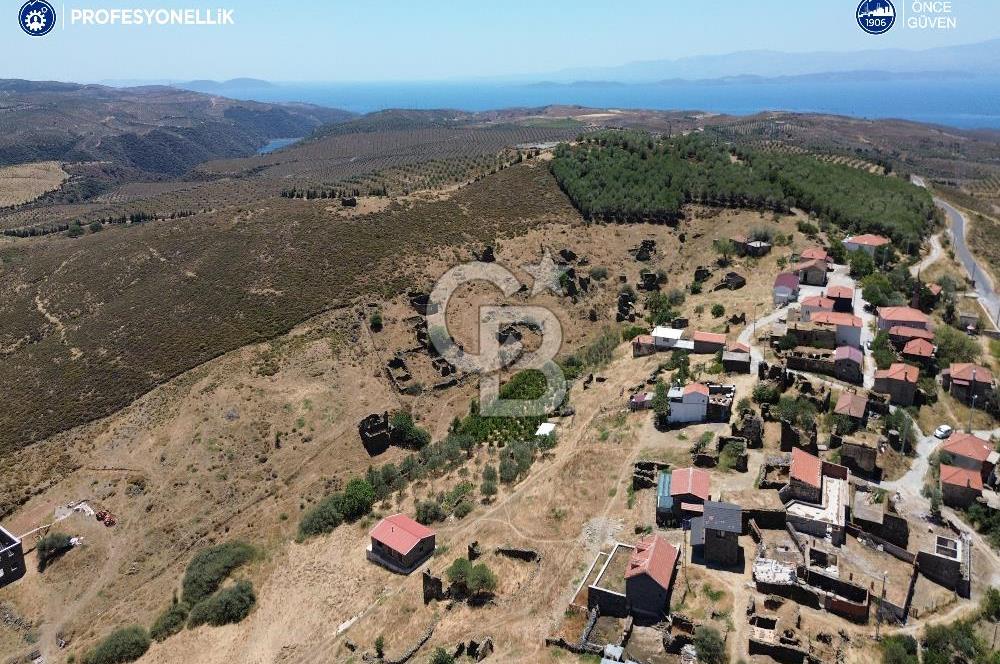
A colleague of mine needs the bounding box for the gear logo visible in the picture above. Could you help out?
[19,0,56,37]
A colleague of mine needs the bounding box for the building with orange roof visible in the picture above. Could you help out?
[789,447,823,503]
[667,382,709,424]
[800,295,835,321]
[583,535,679,620]
[809,311,863,348]
[843,234,891,255]
[877,306,931,331]
[791,258,828,286]
[887,325,934,345]
[825,285,855,312]
[940,432,997,485]
[801,246,829,262]
[901,337,934,363]
[692,330,726,354]
[873,363,919,406]
[368,513,436,573]
[941,363,995,405]
[940,465,983,508]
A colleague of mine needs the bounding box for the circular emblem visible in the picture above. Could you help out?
[856,0,896,34]
[19,0,56,37]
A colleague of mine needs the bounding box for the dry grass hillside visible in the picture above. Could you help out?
[0,161,67,207]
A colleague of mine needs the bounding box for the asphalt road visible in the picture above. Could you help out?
[912,175,1000,324]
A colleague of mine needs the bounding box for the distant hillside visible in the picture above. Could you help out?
[182,78,278,93]
[0,80,355,175]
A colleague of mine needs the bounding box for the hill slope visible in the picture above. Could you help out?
[0,80,354,174]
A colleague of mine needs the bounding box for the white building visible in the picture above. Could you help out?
[651,326,684,350]
[667,383,709,424]
[842,234,890,256]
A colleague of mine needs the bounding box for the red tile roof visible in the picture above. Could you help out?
[927,283,943,296]
[941,433,993,464]
[625,534,679,592]
[801,247,829,262]
[810,311,862,328]
[692,330,726,345]
[633,335,655,345]
[948,363,994,384]
[902,338,934,358]
[826,285,854,300]
[728,342,750,353]
[670,467,711,501]
[878,306,930,325]
[845,234,890,247]
[940,464,983,491]
[834,392,868,419]
[683,382,710,396]
[801,295,835,309]
[792,259,827,273]
[874,363,919,384]
[774,272,800,290]
[888,325,934,341]
[790,447,823,489]
[369,514,435,555]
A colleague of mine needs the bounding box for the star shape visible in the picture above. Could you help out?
[522,249,567,296]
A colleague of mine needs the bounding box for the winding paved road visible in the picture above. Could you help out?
[912,175,1000,324]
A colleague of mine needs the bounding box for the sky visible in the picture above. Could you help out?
[3,0,1000,82]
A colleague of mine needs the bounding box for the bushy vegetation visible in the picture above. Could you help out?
[82,626,150,664]
[36,532,73,572]
[187,580,256,627]
[551,131,936,248]
[934,325,981,366]
[298,476,378,538]
[446,557,498,596]
[692,626,726,664]
[390,411,432,449]
[149,600,189,642]
[880,633,918,664]
[181,541,256,605]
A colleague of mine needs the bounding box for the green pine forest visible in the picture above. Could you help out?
[549,130,937,250]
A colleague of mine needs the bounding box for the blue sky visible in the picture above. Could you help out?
[3,0,999,82]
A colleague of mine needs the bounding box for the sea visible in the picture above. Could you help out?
[228,77,1000,130]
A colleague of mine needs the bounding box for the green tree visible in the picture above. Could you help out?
[849,250,875,279]
[36,532,73,572]
[375,635,386,658]
[713,238,735,266]
[651,379,670,427]
[711,303,725,318]
[935,325,981,366]
[82,626,150,664]
[430,648,455,664]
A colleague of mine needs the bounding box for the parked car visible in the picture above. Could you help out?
[934,424,953,439]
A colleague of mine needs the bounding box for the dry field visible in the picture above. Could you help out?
[0,161,67,206]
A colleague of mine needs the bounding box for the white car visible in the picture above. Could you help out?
[934,424,953,439]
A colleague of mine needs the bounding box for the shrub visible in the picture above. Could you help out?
[752,383,779,404]
[369,311,383,332]
[150,601,189,642]
[881,633,918,664]
[390,411,432,449]
[981,586,1000,621]
[935,325,981,366]
[415,500,446,525]
[588,266,608,280]
[297,495,343,539]
[187,580,256,627]
[82,626,150,664]
[454,500,473,518]
[711,303,725,317]
[430,647,455,664]
[693,626,726,664]
[621,325,648,342]
[181,541,255,606]
[36,532,73,572]
[447,557,497,595]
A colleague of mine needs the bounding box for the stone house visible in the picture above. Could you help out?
[792,259,828,286]
[940,432,997,485]
[941,363,994,405]
[826,285,854,313]
[940,465,983,508]
[631,334,656,357]
[693,501,743,567]
[669,467,711,519]
[833,346,864,384]
[692,330,726,354]
[873,363,919,406]
[788,447,823,504]
[809,312,863,348]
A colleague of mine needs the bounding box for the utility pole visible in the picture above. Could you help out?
[875,571,887,640]
[967,368,977,434]
[901,412,910,457]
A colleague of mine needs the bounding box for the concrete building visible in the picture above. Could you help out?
[809,312,863,348]
[941,363,995,405]
[877,306,931,331]
[0,526,26,590]
[650,325,684,350]
[693,501,742,566]
[940,465,983,508]
[843,234,890,255]
[368,514,436,574]
[873,363,919,406]
[773,272,800,306]
[667,383,709,423]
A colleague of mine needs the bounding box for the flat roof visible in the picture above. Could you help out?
[786,477,848,527]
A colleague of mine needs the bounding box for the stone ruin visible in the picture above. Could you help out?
[494,546,540,563]
[632,239,656,262]
[732,409,764,448]
[359,412,391,456]
[632,459,670,490]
